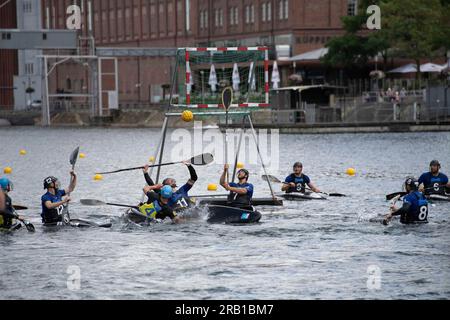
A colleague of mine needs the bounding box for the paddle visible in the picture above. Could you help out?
[12,208,35,232]
[13,205,28,211]
[386,184,448,201]
[70,146,80,171]
[96,153,214,175]
[80,199,139,210]
[261,175,346,197]
[222,87,233,184]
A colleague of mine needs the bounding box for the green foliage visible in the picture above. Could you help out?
[323,0,448,73]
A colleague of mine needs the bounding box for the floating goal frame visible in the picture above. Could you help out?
[170,47,270,109]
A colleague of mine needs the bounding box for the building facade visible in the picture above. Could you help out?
[2,0,359,109]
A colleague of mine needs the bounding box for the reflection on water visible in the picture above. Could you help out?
[0,127,449,299]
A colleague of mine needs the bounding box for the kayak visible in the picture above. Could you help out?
[427,194,450,202]
[277,192,326,201]
[0,221,22,233]
[206,205,262,224]
[43,205,112,228]
[198,197,283,206]
[125,208,158,225]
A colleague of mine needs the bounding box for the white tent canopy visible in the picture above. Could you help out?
[420,63,446,73]
[388,62,446,74]
[280,48,329,62]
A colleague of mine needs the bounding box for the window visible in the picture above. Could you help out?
[200,10,208,30]
[25,63,34,75]
[230,7,239,26]
[245,6,250,24]
[267,2,272,21]
[23,0,32,13]
[279,0,288,20]
[186,0,191,31]
[347,0,358,16]
[251,5,254,23]
[245,5,254,24]
[262,3,267,22]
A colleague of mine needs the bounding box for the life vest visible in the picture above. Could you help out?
[138,201,163,219]
[401,192,429,224]
[287,174,307,194]
[0,194,14,228]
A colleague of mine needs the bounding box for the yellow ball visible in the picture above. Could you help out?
[79,153,86,159]
[3,167,12,174]
[346,168,356,176]
[237,162,245,169]
[93,174,103,181]
[207,183,218,191]
[19,149,27,156]
[181,110,194,122]
[149,156,155,163]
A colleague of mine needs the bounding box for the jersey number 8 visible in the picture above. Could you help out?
[418,205,428,221]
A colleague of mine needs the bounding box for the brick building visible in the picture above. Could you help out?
[2,0,358,108]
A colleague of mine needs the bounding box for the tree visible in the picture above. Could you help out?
[322,0,389,74]
[379,0,445,79]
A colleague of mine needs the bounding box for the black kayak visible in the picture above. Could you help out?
[277,192,326,201]
[43,205,112,228]
[125,208,158,225]
[206,205,262,224]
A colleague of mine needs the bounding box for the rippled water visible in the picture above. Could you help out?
[0,127,449,300]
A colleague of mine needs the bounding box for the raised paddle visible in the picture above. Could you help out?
[261,175,346,197]
[70,147,80,171]
[96,153,214,175]
[222,87,233,184]
[80,199,139,210]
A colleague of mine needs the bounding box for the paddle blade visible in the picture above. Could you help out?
[262,175,282,184]
[328,193,346,197]
[13,205,28,211]
[24,221,35,232]
[222,87,233,110]
[190,153,214,166]
[386,192,406,201]
[80,199,106,206]
[70,147,80,168]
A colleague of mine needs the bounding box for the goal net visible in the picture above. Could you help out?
[171,47,270,109]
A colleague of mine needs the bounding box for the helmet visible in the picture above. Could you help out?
[405,177,419,191]
[293,162,303,169]
[237,169,250,180]
[430,160,441,168]
[162,178,177,188]
[0,177,13,192]
[43,176,59,189]
[160,185,173,199]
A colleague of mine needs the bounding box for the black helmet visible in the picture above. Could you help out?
[293,162,303,169]
[237,169,250,180]
[43,176,59,189]
[430,160,441,168]
[405,177,419,191]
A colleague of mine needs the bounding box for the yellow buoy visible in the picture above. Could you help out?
[19,149,27,156]
[93,174,103,181]
[3,167,12,174]
[149,156,155,163]
[237,162,245,169]
[181,110,194,122]
[207,183,218,191]
[79,153,86,159]
[346,168,356,176]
